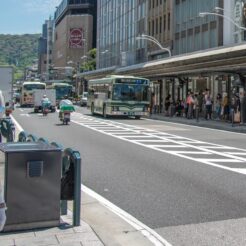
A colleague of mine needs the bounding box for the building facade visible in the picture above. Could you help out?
[97,0,147,69]
[52,0,97,69]
[147,0,173,59]
[38,19,53,80]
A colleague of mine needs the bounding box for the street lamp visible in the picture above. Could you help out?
[199,11,246,31]
[136,34,172,57]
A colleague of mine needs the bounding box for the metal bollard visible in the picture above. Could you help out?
[18,131,29,142]
[38,137,49,144]
[27,134,38,142]
[61,148,81,226]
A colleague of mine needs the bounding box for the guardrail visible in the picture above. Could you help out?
[17,131,81,226]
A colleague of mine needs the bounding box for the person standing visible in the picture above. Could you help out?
[164,94,171,116]
[215,93,222,119]
[204,90,212,120]
[187,92,194,119]
[222,93,229,120]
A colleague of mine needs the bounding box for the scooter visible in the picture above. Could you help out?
[42,101,51,116]
[60,111,71,125]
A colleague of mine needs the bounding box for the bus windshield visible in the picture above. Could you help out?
[23,84,45,90]
[112,84,148,101]
[54,85,72,100]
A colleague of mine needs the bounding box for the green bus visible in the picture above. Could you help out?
[88,75,150,119]
[47,83,73,102]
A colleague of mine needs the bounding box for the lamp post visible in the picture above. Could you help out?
[136,34,171,57]
[199,9,246,44]
[67,60,80,97]
[199,11,246,31]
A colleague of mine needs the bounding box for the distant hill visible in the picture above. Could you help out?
[0,34,40,69]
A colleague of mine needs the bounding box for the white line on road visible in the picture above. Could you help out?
[11,113,171,246]
[71,113,246,176]
[82,185,172,246]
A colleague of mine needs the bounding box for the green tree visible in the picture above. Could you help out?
[81,48,96,72]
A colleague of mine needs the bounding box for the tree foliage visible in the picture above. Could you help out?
[0,34,40,69]
[81,48,96,72]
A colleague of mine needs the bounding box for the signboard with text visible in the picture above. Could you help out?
[69,28,84,48]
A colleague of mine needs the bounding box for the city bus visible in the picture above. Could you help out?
[20,81,46,107]
[88,75,150,119]
[47,82,73,104]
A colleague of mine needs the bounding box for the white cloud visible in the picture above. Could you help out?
[23,0,61,14]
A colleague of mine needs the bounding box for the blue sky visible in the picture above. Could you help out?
[0,0,61,34]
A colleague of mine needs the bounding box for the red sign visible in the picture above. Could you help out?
[69,28,84,48]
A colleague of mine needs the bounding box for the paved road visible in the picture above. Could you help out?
[13,106,246,246]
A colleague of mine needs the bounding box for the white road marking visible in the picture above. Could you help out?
[11,113,170,246]
[71,113,246,175]
[20,113,30,117]
[82,185,172,246]
[144,117,246,135]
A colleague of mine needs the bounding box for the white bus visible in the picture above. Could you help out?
[88,75,150,119]
[20,81,46,107]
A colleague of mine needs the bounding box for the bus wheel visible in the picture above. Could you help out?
[103,105,107,118]
[135,116,141,120]
[91,103,95,115]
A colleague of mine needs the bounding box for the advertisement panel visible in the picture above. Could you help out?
[69,28,84,48]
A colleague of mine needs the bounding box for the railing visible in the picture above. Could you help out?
[17,130,81,226]
[0,117,15,142]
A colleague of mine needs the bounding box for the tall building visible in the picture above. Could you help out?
[52,0,97,68]
[38,19,53,80]
[97,0,148,69]
[173,0,223,55]
[147,0,173,60]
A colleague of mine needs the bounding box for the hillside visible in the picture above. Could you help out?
[0,34,40,69]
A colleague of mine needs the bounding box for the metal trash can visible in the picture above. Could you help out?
[0,142,62,232]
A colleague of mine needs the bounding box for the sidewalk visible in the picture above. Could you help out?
[0,117,157,246]
[148,113,246,133]
[1,114,245,246]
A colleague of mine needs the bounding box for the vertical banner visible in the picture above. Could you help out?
[69,28,84,48]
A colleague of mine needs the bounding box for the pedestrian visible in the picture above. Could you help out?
[193,93,199,119]
[187,92,194,119]
[222,93,229,120]
[197,91,203,114]
[204,90,212,120]
[164,94,171,116]
[215,93,222,119]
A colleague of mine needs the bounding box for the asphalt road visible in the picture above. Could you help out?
[12,106,246,246]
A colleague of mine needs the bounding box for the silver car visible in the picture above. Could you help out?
[80,92,88,106]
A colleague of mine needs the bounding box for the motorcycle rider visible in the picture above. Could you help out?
[59,95,75,119]
[41,95,51,112]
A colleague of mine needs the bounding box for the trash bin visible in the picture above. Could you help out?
[0,141,62,232]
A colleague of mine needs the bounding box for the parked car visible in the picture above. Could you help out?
[80,92,88,106]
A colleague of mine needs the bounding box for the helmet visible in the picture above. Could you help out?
[64,95,68,99]
[43,95,47,98]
